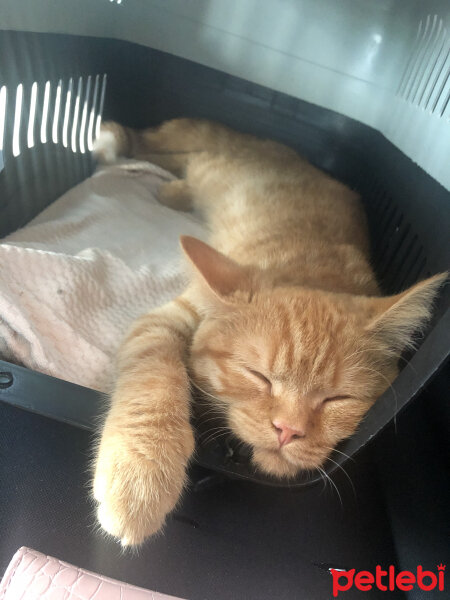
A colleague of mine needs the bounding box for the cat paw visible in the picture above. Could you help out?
[93,123,121,164]
[93,132,118,164]
[93,428,194,546]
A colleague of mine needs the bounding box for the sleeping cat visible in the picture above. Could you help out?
[93,118,445,546]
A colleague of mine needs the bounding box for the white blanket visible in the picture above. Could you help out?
[0,161,206,392]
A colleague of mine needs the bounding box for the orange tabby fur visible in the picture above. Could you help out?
[93,118,446,545]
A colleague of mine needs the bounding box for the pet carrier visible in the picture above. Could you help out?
[0,1,448,599]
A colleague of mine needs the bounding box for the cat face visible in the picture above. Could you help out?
[190,290,395,477]
[182,236,445,478]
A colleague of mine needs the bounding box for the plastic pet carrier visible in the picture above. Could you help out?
[0,1,449,599]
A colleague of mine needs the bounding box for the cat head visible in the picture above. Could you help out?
[182,236,446,478]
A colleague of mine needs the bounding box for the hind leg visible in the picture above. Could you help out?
[183,152,236,213]
[159,151,234,213]
[94,118,251,175]
[93,121,190,175]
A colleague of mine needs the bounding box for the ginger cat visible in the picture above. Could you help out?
[93,118,445,546]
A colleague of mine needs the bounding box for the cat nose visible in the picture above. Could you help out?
[272,420,306,447]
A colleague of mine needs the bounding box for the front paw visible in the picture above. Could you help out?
[93,126,119,164]
[93,426,194,546]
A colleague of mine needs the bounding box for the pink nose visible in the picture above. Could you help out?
[272,420,306,447]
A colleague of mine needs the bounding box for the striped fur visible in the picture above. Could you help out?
[93,119,446,545]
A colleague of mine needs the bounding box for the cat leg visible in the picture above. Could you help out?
[93,121,187,173]
[93,293,199,546]
[93,122,136,164]
[159,180,193,211]
[94,118,255,174]
[94,119,209,175]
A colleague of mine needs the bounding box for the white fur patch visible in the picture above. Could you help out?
[93,130,119,164]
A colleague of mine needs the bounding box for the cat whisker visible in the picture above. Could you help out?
[200,428,231,445]
[319,467,343,508]
[397,354,418,375]
[317,466,343,508]
[325,455,357,500]
[315,467,328,495]
[197,414,228,426]
[323,446,355,463]
[343,345,397,364]
[199,425,229,436]
[201,431,231,446]
[194,403,226,417]
[189,378,225,404]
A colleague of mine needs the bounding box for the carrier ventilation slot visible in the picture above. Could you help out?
[52,81,62,145]
[12,83,23,157]
[40,81,51,145]
[0,74,107,161]
[27,82,38,148]
[397,14,450,119]
[0,86,6,153]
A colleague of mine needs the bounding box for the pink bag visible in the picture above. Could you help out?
[0,547,186,600]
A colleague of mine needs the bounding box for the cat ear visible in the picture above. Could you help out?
[180,235,254,302]
[365,273,447,351]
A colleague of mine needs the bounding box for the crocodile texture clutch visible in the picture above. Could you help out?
[0,547,185,600]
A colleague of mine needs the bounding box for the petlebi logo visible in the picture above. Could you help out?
[330,564,446,597]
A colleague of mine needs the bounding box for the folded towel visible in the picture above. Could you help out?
[0,161,206,392]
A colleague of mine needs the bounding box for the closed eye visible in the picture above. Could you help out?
[246,368,272,388]
[323,395,352,403]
